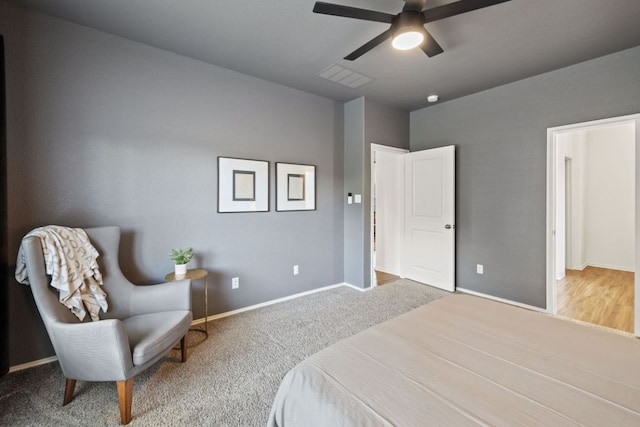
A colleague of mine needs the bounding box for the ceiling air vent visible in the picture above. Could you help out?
[316,64,375,89]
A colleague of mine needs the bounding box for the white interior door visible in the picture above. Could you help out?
[404,146,455,291]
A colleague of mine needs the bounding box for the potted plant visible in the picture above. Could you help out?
[170,247,193,278]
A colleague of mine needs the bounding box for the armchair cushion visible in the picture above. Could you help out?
[123,311,192,366]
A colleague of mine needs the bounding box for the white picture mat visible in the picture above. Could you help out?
[276,163,315,211]
[218,158,269,212]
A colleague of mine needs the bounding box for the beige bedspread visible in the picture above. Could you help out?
[268,294,640,426]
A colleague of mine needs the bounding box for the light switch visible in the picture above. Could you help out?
[354,194,362,204]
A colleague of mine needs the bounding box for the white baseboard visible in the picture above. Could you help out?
[9,355,58,373]
[457,288,547,313]
[584,262,634,273]
[10,282,369,372]
[192,282,365,324]
[341,282,372,292]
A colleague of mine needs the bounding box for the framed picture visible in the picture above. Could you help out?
[276,163,316,211]
[218,157,269,212]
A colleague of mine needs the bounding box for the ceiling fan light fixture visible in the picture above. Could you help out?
[390,11,426,51]
[392,30,424,50]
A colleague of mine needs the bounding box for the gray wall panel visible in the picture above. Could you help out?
[411,46,640,308]
[343,99,365,287]
[1,4,344,365]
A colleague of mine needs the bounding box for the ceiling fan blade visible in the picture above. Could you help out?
[420,29,444,57]
[313,2,395,23]
[344,29,393,61]
[402,0,427,12]
[423,0,511,24]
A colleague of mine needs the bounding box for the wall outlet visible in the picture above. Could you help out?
[232,277,239,289]
[293,265,299,275]
[476,264,484,274]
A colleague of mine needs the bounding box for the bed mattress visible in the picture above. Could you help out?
[268,294,640,426]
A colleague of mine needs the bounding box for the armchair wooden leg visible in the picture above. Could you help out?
[63,378,76,406]
[181,335,188,362]
[116,379,133,425]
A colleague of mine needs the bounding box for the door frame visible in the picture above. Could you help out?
[564,157,573,273]
[370,143,408,287]
[546,113,640,334]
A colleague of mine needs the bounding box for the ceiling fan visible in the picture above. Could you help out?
[313,0,512,60]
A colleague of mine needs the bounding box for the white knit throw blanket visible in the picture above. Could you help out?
[15,226,108,321]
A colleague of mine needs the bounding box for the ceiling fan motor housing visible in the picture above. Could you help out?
[391,10,426,38]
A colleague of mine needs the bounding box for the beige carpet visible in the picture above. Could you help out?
[0,279,448,426]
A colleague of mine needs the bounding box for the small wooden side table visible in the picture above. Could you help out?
[165,269,209,337]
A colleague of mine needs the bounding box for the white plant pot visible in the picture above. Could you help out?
[175,263,187,277]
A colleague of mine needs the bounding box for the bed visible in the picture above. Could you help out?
[268,294,640,426]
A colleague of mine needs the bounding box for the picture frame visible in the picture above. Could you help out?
[218,157,269,213]
[276,162,316,211]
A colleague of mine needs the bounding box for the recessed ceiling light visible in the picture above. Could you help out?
[427,94,439,103]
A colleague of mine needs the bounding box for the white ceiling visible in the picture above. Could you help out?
[7,0,640,111]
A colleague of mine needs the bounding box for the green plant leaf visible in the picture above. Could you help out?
[169,247,194,264]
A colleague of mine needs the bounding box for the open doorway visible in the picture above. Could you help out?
[547,115,639,334]
[370,144,407,287]
[370,144,456,292]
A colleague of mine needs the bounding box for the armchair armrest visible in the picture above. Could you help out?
[49,319,133,381]
[129,279,191,316]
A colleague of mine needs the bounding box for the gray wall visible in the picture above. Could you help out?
[343,98,365,287]
[343,97,409,288]
[411,46,640,308]
[1,3,344,366]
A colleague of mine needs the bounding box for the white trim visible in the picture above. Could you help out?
[370,143,409,154]
[192,282,369,324]
[584,263,635,273]
[550,114,640,134]
[341,282,372,292]
[547,112,640,318]
[546,126,556,313]
[9,355,58,373]
[457,288,547,313]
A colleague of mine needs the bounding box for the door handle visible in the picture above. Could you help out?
[445,224,455,229]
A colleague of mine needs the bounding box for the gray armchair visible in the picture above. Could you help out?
[21,226,193,424]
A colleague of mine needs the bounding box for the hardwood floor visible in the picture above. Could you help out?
[375,270,400,286]
[557,266,634,333]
